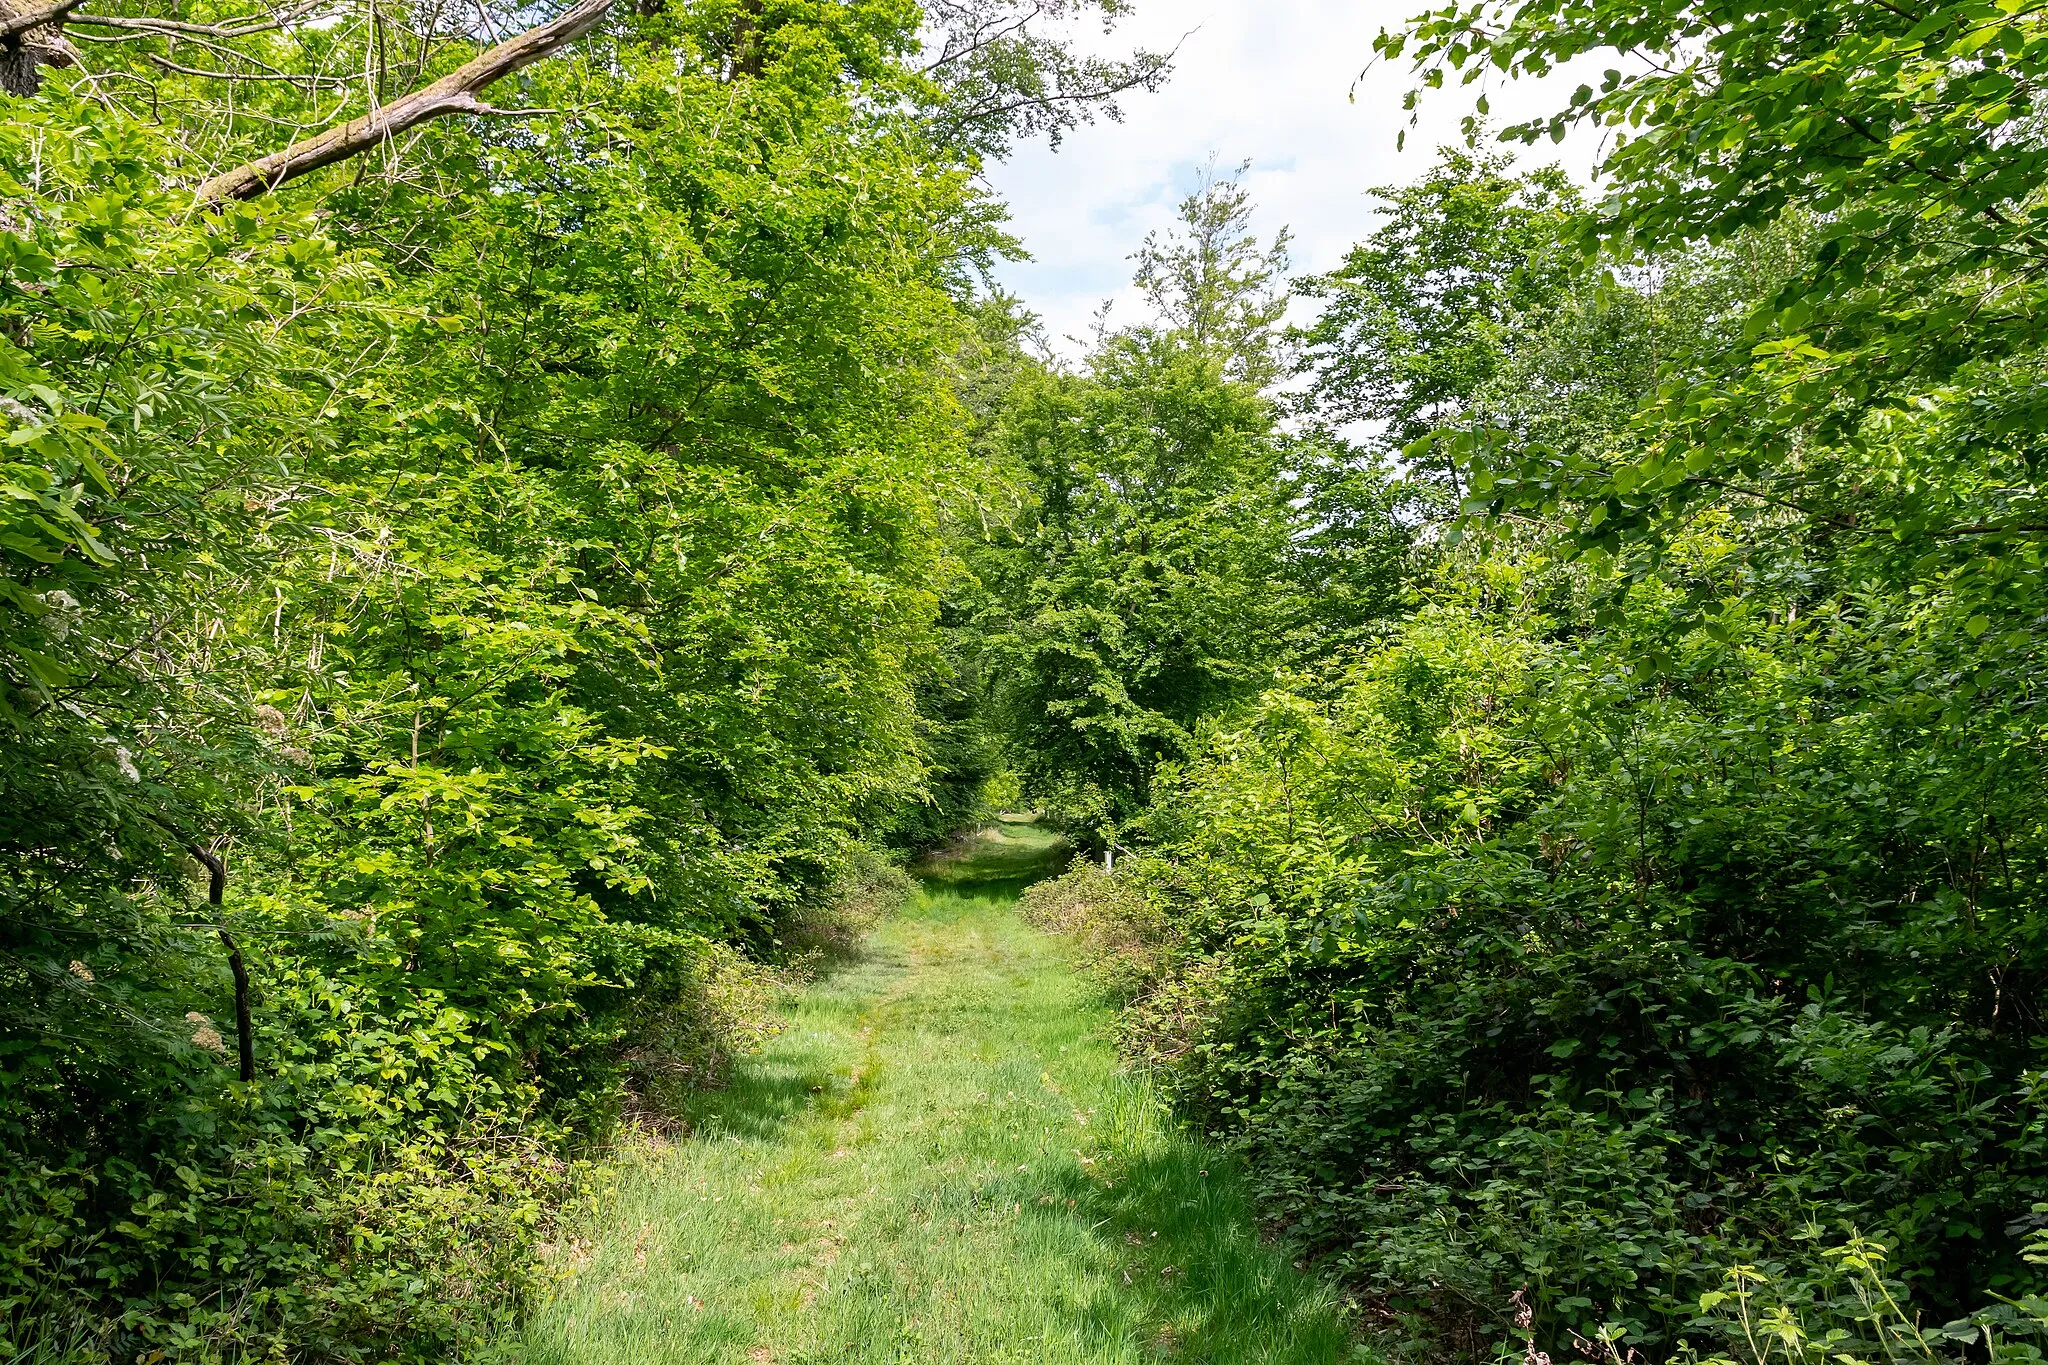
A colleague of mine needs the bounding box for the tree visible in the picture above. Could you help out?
[0,2,1175,1352]
[1379,0,2048,582]
[968,177,1305,843]
[1130,157,1294,389]
[917,0,1174,156]
[978,336,1294,838]
[1292,148,1580,492]
[0,0,1168,198]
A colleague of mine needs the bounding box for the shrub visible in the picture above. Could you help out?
[0,967,591,1363]
[780,848,916,960]
[1671,1238,2048,1365]
[1037,566,2048,1359]
[617,938,790,1124]
[1019,862,1171,1004]
[0,837,911,1362]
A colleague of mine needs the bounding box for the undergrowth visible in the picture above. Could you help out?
[1021,582,2048,1360]
[1,860,899,1364]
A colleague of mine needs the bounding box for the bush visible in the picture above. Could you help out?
[0,835,913,1362]
[1033,560,2048,1359]
[779,848,917,961]
[1018,862,1170,1004]
[1670,1238,2048,1365]
[0,966,590,1362]
[622,854,917,1121]
[618,939,789,1126]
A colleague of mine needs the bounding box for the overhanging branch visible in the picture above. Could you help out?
[194,0,611,203]
[0,0,81,92]
[69,1,335,39]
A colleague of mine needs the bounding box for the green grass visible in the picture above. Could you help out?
[515,824,1371,1364]
[910,818,1073,896]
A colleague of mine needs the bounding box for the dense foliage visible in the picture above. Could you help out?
[0,1,1156,1357]
[965,169,1412,849]
[982,0,2048,1353]
[18,0,2048,1356]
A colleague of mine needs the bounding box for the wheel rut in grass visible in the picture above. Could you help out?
[518,821,1370,1364]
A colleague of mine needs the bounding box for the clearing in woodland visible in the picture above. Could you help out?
[516,822,1369,1364]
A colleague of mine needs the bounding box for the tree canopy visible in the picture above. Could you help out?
[0,1,1163,1355]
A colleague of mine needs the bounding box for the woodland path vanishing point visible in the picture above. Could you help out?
[516,822,1371,1364]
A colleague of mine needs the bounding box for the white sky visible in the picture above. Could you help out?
[980,0,1609,356]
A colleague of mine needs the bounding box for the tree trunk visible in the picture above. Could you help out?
[0,0,80,95]
[731,0,763,79]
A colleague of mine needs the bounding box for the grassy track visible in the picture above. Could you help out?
[517,824,1368,1364]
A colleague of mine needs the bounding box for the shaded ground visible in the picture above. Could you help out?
[516,823,1370,1364]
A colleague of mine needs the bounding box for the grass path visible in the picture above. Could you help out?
[517,824,1369,1364]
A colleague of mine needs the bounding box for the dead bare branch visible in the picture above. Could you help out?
[194,0,610,203]
[147,51,352,83]
[72,12,293,37]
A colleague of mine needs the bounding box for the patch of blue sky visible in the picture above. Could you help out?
[981,0,1612,360]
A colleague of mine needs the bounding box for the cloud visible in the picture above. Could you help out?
[981,0,1608,356]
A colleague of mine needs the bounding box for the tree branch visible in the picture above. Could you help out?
[921,4,1044,74]
[185,842,256,1084]
[1938,521,2048,539]
[0,0,81,90]
[68,2,333,39]
[144,810,257,1084]
[0,0,83,46]
[938,60,1169,134]
[194,0,610,203]
[147,51,352,83]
